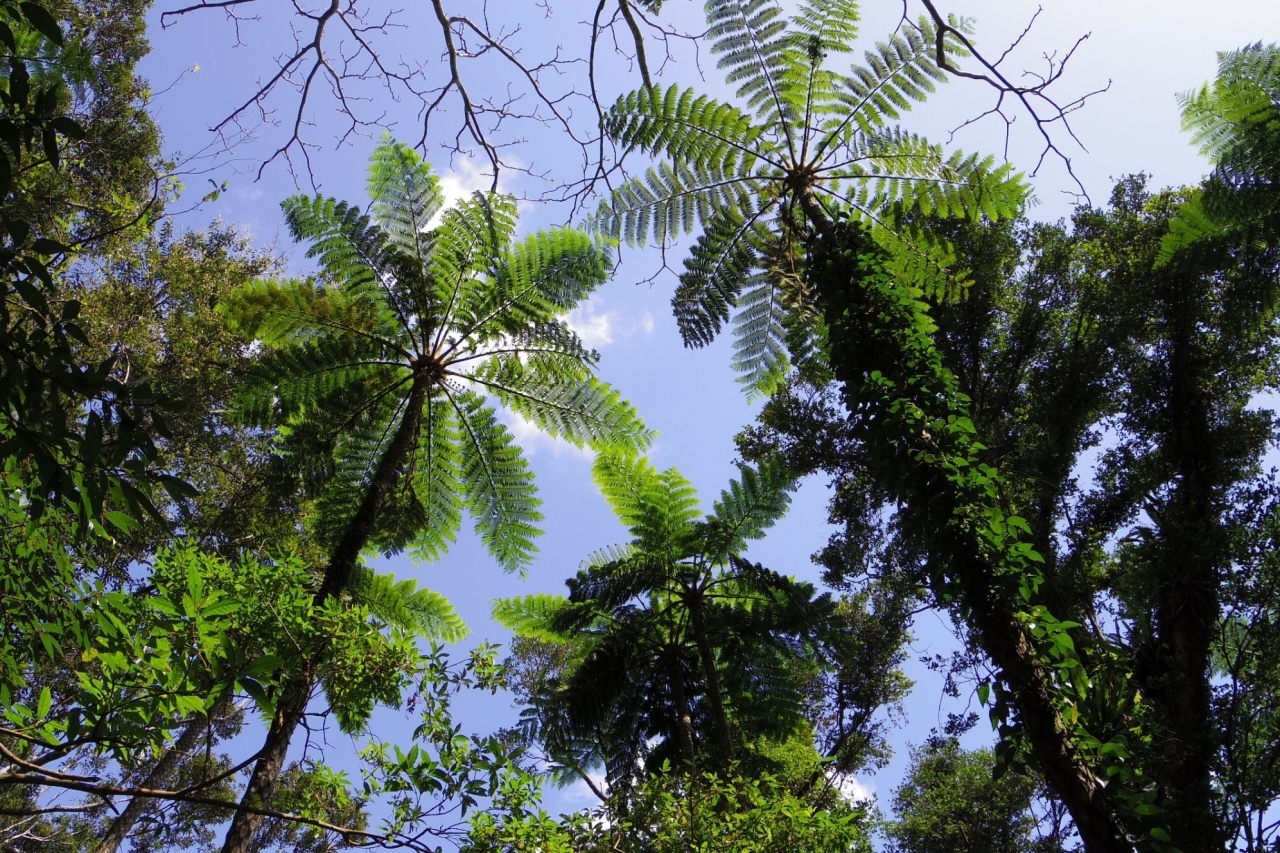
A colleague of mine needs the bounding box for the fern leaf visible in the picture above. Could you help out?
[347,565,468,641]
[407,395,464,563]
[672,206,772,348]
[368,135,444,265]
[730,269,791,398]
[472,358,651,451]
[451,389,543,573]
[606,84,771,174]
[493,593,583,641]
[704,457,795,562]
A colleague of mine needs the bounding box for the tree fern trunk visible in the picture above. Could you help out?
[218,376,429,853]
[667,651,696,766]
[686,587,733,767]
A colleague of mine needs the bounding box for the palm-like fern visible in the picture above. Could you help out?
[1160,43,1280,263]
[215,139,649,853]
[495,449,832,789]
[227,137,650,585]
[593,0,1026,395]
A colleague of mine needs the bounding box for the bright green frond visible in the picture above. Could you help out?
[457,228,612,342]
[473,358,651,451]
[1157,192,1229,267]
[367,135,444,263]
[281,195,388,298]
[347,565,469,642]
[792,0,860,56]
[592,448,664,531]
[407,396,464,563]
[869,221,965,302]
[492,593,584,641]
[1180,44,1280,164]
[606,84,768,173]
[427,192,520,330]
[640,466,703,551]
[451,389,543,573]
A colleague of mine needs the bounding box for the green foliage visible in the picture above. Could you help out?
[1161,43,1280,263]
[497,449,847,790]
[0,0,165,528]
[467,764,874,853]
[226,136,649,574]
[884,738,1042,853]
[593,0,1025,395]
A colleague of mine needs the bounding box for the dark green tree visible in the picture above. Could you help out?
[496,449,866,791]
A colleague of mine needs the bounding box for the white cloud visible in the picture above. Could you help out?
[437,156,494,211]
[830,772,875,804]
[562,771,609,810]
[564,296,655,350]
[497,407,593,461]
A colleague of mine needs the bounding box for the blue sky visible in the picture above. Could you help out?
[138,0,1280,827]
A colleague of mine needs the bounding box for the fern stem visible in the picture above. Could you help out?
[319,372,430,601]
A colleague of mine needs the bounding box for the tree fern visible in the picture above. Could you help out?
[494,451,837,790]
[595,0,1026,394]
[1160,43,1280,264]
[346,565,468,642]
[226,136,650,580]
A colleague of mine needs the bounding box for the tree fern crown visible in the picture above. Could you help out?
[594,0,1027,396]
[226,137,650,575]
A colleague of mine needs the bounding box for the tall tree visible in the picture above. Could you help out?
[215,136,648,853]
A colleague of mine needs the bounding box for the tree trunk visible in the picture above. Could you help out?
[667,651,697,766]
[218,376,429,853]
[1144,317,1223,850]
[811,222,1132,853]
[96,696,229,853]
[685,585,733,768]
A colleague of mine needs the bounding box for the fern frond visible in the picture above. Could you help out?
[368,135,444,264]
[281,195,390,303]
[606,84,772,173]
[708,0,801,134]
[492,593,590,642]
[593,158,762,248]
[459,228,612,343]
[566,553,674,611]
[347,565,468,641]
[407,395,464,563]
[703,457,795,562]
[792,0,860,56]
[428,192,519,335]
[451,389,543,573]
[672,206,772,348]
[730,269,791,398]
[592,448,664,531]
[829,17,949,135]
[471,359,651,451]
